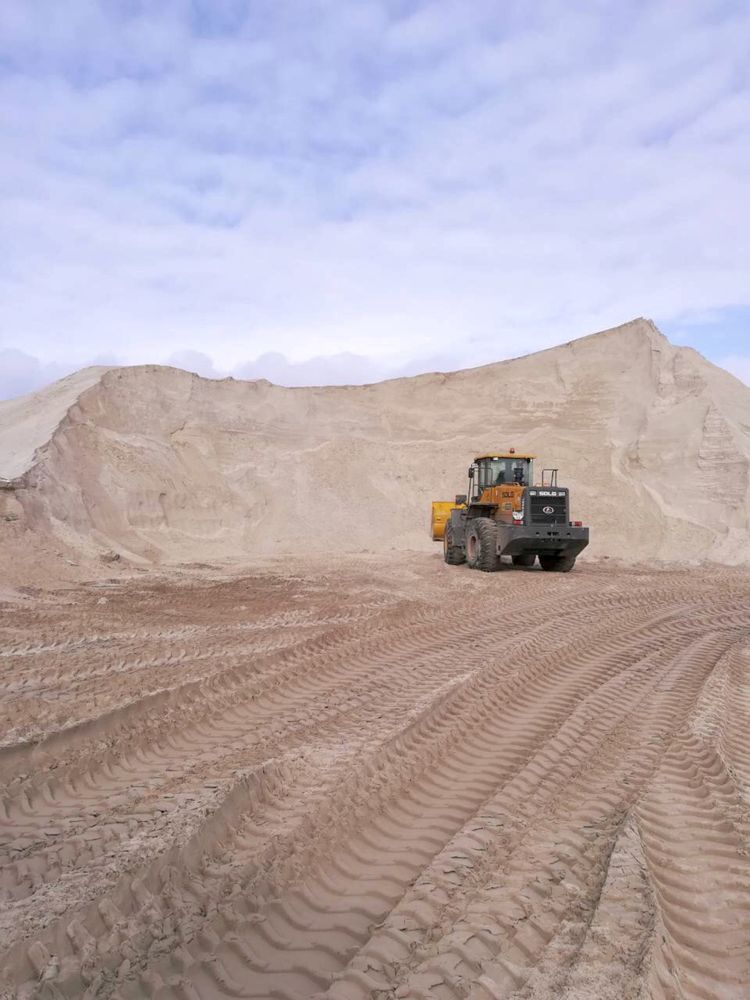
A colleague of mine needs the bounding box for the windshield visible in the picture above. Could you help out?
[476,458,533,489]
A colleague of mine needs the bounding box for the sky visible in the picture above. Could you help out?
[1,0,749,399]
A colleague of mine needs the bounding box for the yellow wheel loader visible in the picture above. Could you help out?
[431,451,589,572]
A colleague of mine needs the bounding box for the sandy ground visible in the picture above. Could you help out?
[1,553,749,999]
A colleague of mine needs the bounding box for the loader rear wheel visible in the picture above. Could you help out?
[443,524,465,565]
[512,553,536,568]
[466,518,499,572]
[539,554,576,572]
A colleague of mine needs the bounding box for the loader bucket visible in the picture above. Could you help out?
[431,500,462,540]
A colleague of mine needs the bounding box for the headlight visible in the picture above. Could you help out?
[512,511,524,521]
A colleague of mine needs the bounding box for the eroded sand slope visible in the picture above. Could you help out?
[1,557,749,998]
[2,318,749,567]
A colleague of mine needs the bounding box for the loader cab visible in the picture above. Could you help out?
[468,453,535,500]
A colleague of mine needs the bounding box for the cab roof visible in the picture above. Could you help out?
[474,453,536,461]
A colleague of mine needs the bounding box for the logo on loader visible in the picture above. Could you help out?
[542,505,555,514]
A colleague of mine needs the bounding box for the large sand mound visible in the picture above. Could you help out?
[1,318,749,565]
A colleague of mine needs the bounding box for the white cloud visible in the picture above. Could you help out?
[0,343,500,400]
[0,348,106,399]
[0,350,69,399]
[0,1,749,379]
[164,349,223,380]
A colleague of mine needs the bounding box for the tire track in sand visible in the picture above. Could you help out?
[324,630,741,1000]
[636,734,750,994]
[2,594,678,995]
[2,570,749,1000]
[121,608,722,998]
[0,582,631,907]
[1,584,652,988]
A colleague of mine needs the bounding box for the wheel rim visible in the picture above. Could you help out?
[467,533,477,562]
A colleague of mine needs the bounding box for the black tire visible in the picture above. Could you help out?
[512,553,536,568]
[539,553,576,572]
[466,518,499,572]
[443,523,465,565]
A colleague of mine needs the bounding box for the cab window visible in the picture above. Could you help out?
[476,458,532,489]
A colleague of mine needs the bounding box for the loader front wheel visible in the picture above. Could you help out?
[466,519,499,572]
[512,553,536,568]
[443,524,466,565]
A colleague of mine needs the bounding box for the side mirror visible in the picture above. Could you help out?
[467,467,474,478]
[455,494,467,505]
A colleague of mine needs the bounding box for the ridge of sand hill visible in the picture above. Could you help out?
[1,317,749,568]
[0,365,112,481]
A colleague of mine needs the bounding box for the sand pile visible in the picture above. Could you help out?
[1,317,748,566]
